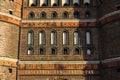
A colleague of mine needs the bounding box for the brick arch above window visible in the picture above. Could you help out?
[39,47,45,55]
[28,11,35,19]
[63,47,69,55]
[63,30,69,45]
[27,30,34,45]
[62,11,69,19]
[51,31,57,45]
[73,11,80,19]
[39,30,46,45]
[74,47,81,55]
[51,11,58,19]
[40,11,47,19]
[51,48,57,55]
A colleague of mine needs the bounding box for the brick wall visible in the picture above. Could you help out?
[22,7,97,19]
[102,61,120,80]
[18,64,100,80]
[101,20,120,59]
[0,0,22,17]
[0,0,120,80]
[0,21,19,58]
[0,66,17,80]
[99,0,120,17]
[19,26,99,61]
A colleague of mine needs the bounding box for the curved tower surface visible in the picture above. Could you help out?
[0,0,120,80]
[99,0,120,80]
[0,0,22,80]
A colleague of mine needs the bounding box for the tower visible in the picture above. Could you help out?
[0,0,22,80]
[99,0,120,80]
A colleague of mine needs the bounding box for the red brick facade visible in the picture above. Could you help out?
[0,0,120,80]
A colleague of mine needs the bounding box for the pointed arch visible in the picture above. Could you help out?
[28,30,34,45]
[74,47,81,55]
[63,48,69,55]
[28,12,35,19]
[51,31,57,45]
[85,11,91,18]
[39,30,46,45]
[51,11,58,19]
[51,48,57,55]
[40,11,46,19]
[74,11,80,18]
[74,31,79,45]
[39,47,45,55]
[63,30,69,45]
[62,11,69,19]
[86,31,91,44]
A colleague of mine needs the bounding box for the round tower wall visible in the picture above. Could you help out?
[0,0,22,17]
[0,21,19,58]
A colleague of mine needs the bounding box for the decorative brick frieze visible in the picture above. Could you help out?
[21,21,96,28]
[19,64,99,70]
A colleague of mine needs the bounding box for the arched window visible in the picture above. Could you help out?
[63,48,69,55]
[74,31,79,45]
[74,48,80,54]
[28,31,34,45]
[86,31,91,44]
[28,12,35,19]
[74,3,79,7]
[73,0,79,6]
[74,11,80,19]
[51,31,57,45]
[85,11,90,18]
[29,0,37,6]
[62,0,70,6]
[62,11,69,19]
[40,12,46,19]
[51,48,57,55]
[84,0,90,5]
[39,31,45,45]
[51,11,58,19]
[51,0,58,6]
[27,47,33,55]
[39,48,45,55]
[40,0,48,6]
[87,49,91,55]
[63,31,69,45]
